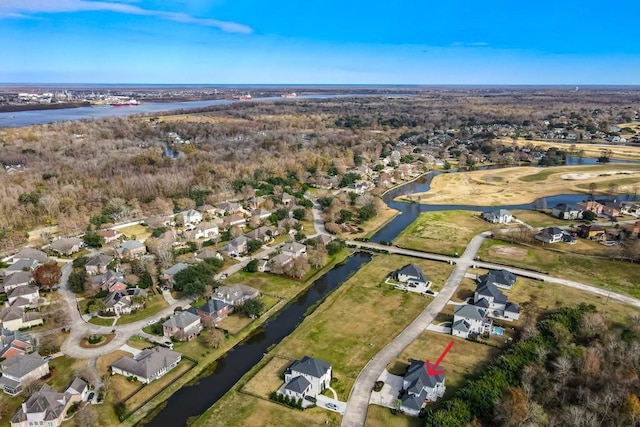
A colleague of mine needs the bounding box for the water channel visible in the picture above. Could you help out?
[145,156,639,426]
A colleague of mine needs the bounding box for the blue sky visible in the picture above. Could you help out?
[1,0,639,84]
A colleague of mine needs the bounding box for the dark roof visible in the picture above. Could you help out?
[10,384,67,423]
[197,298,232,314]
[163,311,201,329]
[111,347,181,379]
[505,302,520,313]
[289,356,331,379]
[452,319,470,332]
[478,269,517,288]
[475,282,507,304]
[284,375,311,393]
[401,388,427,411]
[454,304,486,321]
[403,359,445,396]
[392,264,428,283]
[542,226,564,236]
[553,203,579,212]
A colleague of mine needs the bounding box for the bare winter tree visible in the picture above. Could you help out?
[74,405,99,427]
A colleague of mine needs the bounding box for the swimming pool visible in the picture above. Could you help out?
[492,326,506,336]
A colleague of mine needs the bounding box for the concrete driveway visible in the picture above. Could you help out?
[316,394,346,415]
[369,370,403,409]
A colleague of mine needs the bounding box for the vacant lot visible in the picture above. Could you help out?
[402,164,640,206]
[365,405,422,427]
[478,239,640,298]
[393,210,493,256]
[510,209,567,227]
[194,391,342,427]
[117,224,151,240]
[242,356,292,399]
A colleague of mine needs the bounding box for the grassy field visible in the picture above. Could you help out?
[365,405,422,427]
[219,295,279,335]
[510,209,568,227]
[478,239,640,298]
[124,360,194,412]
[399,164,640,206]
[242,355,292,399]
[393,210,494,256]
[127,335,154,350]
[116,295,169,325]
[117,223,151,240]
[506,137,640,159]
[193,254,454,427]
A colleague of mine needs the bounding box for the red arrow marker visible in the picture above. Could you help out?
[425,340,454,376]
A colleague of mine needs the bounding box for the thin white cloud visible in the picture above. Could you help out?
[451,41,489,47]
[0,0,252,34]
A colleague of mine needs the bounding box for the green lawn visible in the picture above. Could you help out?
[116,295,169,325]
[478,238,640,298]
[510,209,568,227]
[47,356,87,391]
[393,210,494,256]
[89,316,115,326]
[365,405,422,427]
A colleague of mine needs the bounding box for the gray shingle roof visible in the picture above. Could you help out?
[289,356,331,379]
[403,359,445,396]
[163,311,201,329]
[1,353,48,378]
[111,347,181,379]
[163,263,189,276]
[197,299,232,314]
[475,282,507,304]
[85,254,113,267]
[454,304,486,322]
[478,269,517,289]
[284,375,311,394]
[392,264,428,284]
[452,319,470,332]
[10,384,67,423]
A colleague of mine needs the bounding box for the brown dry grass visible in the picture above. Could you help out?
[124,361,193,409]
[96,350,131,375]
[349,206,400,239]
[403,164,640,206]
[242,356,292,399]
[506,137,640,159]
[365,405,422,427]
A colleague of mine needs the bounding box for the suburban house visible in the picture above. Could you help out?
[246,196,266,210]
[0,353,50,395]
[0,329,33,360]
[12,248,48,264]
[0,307,44,331]
[97,228,122,243]
[281,192,294,206]
[314,234,333,247]
[278,356,332,401]
[116,240,147,259]
[213,284,260,307]
[452,304,490,339]
[399,359,446,416]
[4,259,40,277]
[194,249,223,262]
[193,222,219,239]
[577,200,604,215]
[9,381,87,427]
[245,226,276,243]
[577,224,607,241]
[162,263,189,287]
[269,253,294,272]
[251,208,272,221]
[474,281,520,320]
[277,218,301,234]
[391,264,430,291]
[551,203,582,220]
[216,201,242,216]
[626,221,640,236]
[599,201,622,218]
[179,209,203,224]
[535,227,566,244]
[7,285,40,307]
[162,311,202,341]
[1,272,33,293]
[49,237,83,256]
[281,242,307,258]
[220,236,250,257]
[477,269,517,290]
[84,254,113,275]
[111,347,182,384]
[222,213,247,229]
[100,270,127,293]
[103,288,147,315]
[481,209,513,224]
[191,298,233,323]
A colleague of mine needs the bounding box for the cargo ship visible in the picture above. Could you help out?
[110,99,140,107]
